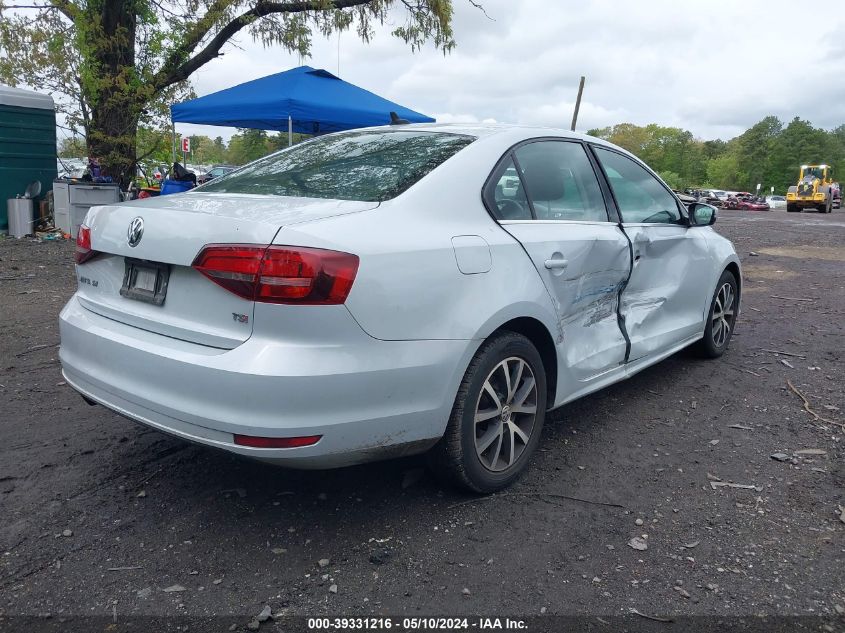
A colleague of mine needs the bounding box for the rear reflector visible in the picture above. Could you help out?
[192,244,359,304]
[75,224,98,264]
[233,434,322,448]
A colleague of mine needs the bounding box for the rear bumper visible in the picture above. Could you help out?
[59,295,474,468]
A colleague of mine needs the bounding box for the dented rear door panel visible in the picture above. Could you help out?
[501,221,630,381]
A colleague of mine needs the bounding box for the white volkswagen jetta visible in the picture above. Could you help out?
[60,124,740,493]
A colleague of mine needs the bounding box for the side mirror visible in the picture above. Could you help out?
[688,202,717,227]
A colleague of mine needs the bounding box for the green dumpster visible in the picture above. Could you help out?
[0,86,58,232]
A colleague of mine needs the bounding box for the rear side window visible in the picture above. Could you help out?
[513,141,608,221]
[593,147,682,224]
[199,131,475,201]
[489,157,532,220]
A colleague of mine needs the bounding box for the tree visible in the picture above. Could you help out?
[58,136,88,157]
[188,134,226,164]
[734,115,782,190]
[590,123,707,188]
[706,150,743,191]
[0,0,462,184]
[268,130,311,151]
[137,125,175,165]
[657,170,682,190]
[227,128,272,164]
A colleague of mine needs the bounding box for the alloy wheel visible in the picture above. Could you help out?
[711,282,735,348]
[473,357,538,472]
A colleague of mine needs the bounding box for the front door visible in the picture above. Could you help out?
[592,146,713,361]
[488,140,630,385]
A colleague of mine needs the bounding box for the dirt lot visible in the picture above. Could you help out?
[1,209,843,629]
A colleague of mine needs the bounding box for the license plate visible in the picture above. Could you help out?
[120,259,170,306]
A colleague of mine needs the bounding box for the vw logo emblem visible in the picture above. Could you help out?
[127,217,144,247]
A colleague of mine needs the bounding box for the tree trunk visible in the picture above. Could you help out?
[87,101,138,188]
[81,0,140,188]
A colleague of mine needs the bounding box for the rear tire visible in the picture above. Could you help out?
[786,203,799,213]
[695,270,738,359]
[428,332,547,494]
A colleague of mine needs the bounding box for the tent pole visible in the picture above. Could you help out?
[288,115,292,147]
[171,118,176,165]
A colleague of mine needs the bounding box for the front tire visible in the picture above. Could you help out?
[786,203,799,212]
[695,270,738,358]
[428,332,547,494]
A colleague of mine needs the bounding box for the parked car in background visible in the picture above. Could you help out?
[725,193,767,210]
[765,195,786,209]
[57,158,87,179]
[197,164,236,184]
[737,198,770,211]
[699,189,727,200]
[61,124,741,493]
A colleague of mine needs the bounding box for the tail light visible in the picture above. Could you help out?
[192,244,359,304]
[75,225,98,264]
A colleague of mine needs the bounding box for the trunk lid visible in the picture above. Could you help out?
[75,193,377,348]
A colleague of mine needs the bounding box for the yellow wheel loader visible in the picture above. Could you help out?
[786,164,834,213]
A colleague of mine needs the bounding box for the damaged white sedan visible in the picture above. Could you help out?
[60,124,740,493]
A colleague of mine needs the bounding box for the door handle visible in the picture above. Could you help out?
[634,234,652,245]
[544,258,569,270]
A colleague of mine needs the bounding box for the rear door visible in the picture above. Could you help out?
[591,145,713,361]
[489,139,630,382]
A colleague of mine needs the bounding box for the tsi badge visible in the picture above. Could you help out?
[127,217,144,247]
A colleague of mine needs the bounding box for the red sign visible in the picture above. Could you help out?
[181,137,190,153]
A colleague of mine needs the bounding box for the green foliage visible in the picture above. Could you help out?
[58,136,87,158]
[657,170,682,190]
[137,126,175,164]
[590,117,845,193]
[706,151,743,191]
[187,134,227,164]
[588,123,708,189]
[227,129,272,164]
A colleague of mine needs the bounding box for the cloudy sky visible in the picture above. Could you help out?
[173,0,845,143]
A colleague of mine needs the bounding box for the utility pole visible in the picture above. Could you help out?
[570,76,586,132]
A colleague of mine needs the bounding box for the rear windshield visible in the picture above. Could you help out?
[198,130,475,201]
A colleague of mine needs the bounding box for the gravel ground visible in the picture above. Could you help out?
[0,209,843,630]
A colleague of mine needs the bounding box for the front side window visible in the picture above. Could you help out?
[513,141,608,222]
[199,131,475,201]
[593,147,682,224]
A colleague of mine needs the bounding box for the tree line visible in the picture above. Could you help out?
[588,116,845,194]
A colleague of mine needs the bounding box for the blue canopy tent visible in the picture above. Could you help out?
[170,65,435,148]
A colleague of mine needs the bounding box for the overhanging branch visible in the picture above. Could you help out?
[48,0,78,21]
[153,0,371,91]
